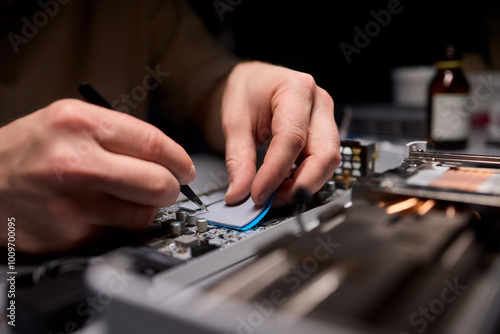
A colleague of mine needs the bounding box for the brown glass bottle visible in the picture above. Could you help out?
[427,44,470,150]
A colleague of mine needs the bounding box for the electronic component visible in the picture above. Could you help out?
[196,218,208,233]
[174,235,199,249]
[335,140,376,179]
[329,140,376,189]
[92,143,500,334]
[175,210,187,222]
[354,142,500,208]
[13,155,358,334]
[120,246,185,277]
[191,239,218,257]
[186,213,197,227]
[160,219,174,233]
[316,180,336,201]
[169,221,182,237]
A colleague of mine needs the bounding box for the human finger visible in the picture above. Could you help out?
[222,110,258,205]
[85,148,181,207]
[81,193,159,231]
[51,99,195,185]
[275,87,340,204]
[250,77,315,205]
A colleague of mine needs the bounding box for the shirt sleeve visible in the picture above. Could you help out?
[147,0,240,125]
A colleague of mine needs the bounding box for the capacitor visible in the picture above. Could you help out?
[169,221,182,236]
[196,218,208,233]
[186,213,197,227]
[161,219,176,233]
[323,180,336,192]
[318,180,337,201]
[176,210,187,222]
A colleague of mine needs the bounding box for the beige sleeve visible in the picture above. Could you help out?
[147,0,240,124]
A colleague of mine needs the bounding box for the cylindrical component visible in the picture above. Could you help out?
[322,180,336,192]
[175,210,187,222]
[169,222,182,236]
[427,43,470,149]
[196,218,208,233]
[186,213,197,227]
[161,219,175,233]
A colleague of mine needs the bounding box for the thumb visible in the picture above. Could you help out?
[223,123,257,205]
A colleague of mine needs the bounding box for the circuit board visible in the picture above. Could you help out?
[138,188,350,261]
[131,139,377,262]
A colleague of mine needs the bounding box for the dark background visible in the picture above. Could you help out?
[187,0,499,105]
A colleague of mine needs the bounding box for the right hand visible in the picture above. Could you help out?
[0,99,194,254]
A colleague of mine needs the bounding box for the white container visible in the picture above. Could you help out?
[391,66,436,107]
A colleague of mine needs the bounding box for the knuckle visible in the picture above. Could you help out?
[45,142,79,173]
[320,145,341,176]
[163,178,180,204]
[333,146,341,165]
[317,87,335,110]
[284,128,307,152]
[274,72,317,110]
[44,140,95,180]
[45,142,67,163]
[294,72,316,91]
[225,156,238,169]
[149,171,179,203]
[149,173,169,196]
[45,99,88,129]
[274,165,292,181]
[141,127,164,163]
[221,112,244,137]
[287,72,316,101]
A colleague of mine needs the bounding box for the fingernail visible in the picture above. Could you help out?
[258,192,271,206]
[188,165,196,182]
[226,182,233,196]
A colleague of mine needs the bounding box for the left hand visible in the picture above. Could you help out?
[221,61,341,207]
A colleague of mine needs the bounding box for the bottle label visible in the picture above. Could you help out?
[431,93,469,141]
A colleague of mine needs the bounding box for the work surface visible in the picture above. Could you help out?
[2,130,500,334]
[85,137,500,334]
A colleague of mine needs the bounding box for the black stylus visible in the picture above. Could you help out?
[78,82,206,211]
